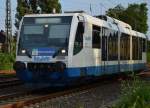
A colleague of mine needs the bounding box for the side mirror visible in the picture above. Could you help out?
[78,22,85,34]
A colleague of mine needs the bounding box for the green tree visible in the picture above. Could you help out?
[106,3,148,33]
[15,0,61,29]
[106,4,125,20]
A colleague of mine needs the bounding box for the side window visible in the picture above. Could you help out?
[108,31,118,60]
[108,33,113,60]
[139,38,142,60]
[120,33,130,60]
[102,29,118,61]
[143,38,146,52]
[73,22,84,55]
[92,25,101,49]
[132,36,139,60]
[102,27,108,61]
[114,32,118,60]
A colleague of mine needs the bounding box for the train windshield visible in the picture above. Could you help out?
[18,16,72,55]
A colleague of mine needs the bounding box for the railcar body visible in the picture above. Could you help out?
[14,13,147,87]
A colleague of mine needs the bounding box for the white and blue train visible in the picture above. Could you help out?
[13,12,147,86]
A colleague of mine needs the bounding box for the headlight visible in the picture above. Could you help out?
[21,49,26,54]
[61,49,66,54]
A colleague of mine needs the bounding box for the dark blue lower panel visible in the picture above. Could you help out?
[67,63,146,77]
[16,63,146,87]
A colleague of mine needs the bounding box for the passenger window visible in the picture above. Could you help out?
[102,28,118,61]
[138,38,142,60]
[73,22,84,55]
[120,33,130,60]
[108,31,118,61]
[143,39,146,52]
[92,25,101,49]
[132,36,139,60]
[102,27,108,61]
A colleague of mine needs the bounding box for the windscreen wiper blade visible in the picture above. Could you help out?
[25,49,32,58]
[52,48,63,58]
[23,48,32,58]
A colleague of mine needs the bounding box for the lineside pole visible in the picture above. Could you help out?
[5,0,12,53]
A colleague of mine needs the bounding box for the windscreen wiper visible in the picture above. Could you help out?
[25,49,32,58]
[23,48,32,58]
[52,48,63,58]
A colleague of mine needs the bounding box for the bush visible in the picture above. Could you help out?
[0,53,15,64]
[147,40,150,63]
[113,77,150,108]
[0,41,16,70]
[147,52,150,63]
[0,53,15,70]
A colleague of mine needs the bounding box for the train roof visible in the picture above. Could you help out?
[96,15,132,29]
[82,14,132,34]
[85,14,146,38]
[24,13,78,17]
[131,30,146,38]
[23,13,146,38]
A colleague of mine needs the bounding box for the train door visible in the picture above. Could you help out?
[92,25,101,76]
[101,27,108,74]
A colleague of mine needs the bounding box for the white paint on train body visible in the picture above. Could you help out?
[16,12,147,72]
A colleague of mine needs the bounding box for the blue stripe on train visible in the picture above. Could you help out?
[16,63,146,84]
[67,63,146,77]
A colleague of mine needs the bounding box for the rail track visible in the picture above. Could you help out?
[0,77,122,108]
[0,72,148,108]
[0,78,23,88]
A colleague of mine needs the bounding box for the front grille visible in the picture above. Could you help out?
[27,63,55,72]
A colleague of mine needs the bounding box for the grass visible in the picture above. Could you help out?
[0,64,13,70]
[147,41,150,63]
[112,77,150,108]
[0,74,16,78]
[0,52,15,70]
[0,41,16,70]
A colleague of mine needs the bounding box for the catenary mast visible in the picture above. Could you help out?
[5,0,12,53]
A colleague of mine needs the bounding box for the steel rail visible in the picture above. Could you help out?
[0,80,116,108]
[0,79,23,88]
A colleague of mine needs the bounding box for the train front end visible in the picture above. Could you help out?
[14,14,78,87]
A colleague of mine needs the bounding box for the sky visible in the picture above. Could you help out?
[0,0,149,37]
[0,0,17,34]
